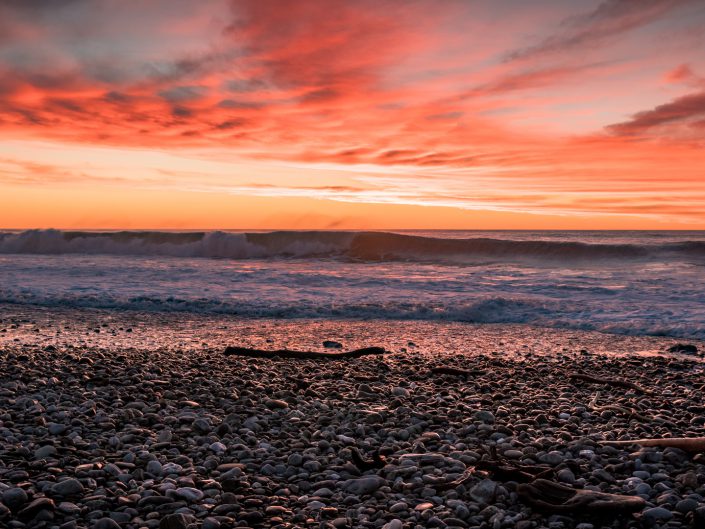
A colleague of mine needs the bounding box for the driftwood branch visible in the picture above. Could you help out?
[349,447,387,471]
[434,466,478,491]
[587,392,650,422]
[569,373,651,395]
[474,445,554,483]
[518,478,645,514]
[476,460,554,483]
[223,346,386,359]
[601,437,705,453]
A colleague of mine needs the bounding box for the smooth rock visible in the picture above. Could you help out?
[18,497,55,520]
[52,478,85,497]
[34,445,57,459]
[642,507,673,525]
[159,513,192,529]
[341,476,386,495]
[265,399,289,409]
[146,460,163,475]
[474,410,495,423]
[93,518,121,529]
[2,487,28,511]
[174,487,204,502]
[470,479,497,504]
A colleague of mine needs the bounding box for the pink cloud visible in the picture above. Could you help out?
[0,0,704,224]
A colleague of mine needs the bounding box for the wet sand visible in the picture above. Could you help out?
[1,305,704,528]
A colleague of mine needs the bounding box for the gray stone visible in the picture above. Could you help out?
[312,487,334,497]
[109,512,132,523]
[157,429,172,443]
[642,507,673,525]
[146,460,163,475]
[193,418,211,433]
[540,451,563,466]
[209,442,226,453]
[48,423,68,435]
[173,487,203,502]
[57,502,80,514]
[341,476,386,495]
[503,450,522,459]
[2,487,28,510]
[161,462,183,475]
[34,445,57,459]
[52,478,85,497]
[474,410,495,423]
[159,513,192,529]
[470,479,497,504]
[675,498,698,513]
[202,518,221,529]
[93,517,121,529]
[556,468,575,484]
[287,453,303,466]
[392,386,410,397]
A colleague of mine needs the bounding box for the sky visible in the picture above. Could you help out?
[1,0,705,229]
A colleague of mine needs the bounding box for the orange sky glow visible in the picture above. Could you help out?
[1,0,704,229]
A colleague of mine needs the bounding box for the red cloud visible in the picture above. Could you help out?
[0,0,703,186]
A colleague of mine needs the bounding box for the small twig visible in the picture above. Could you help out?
[569,373,651,395]
[589,391,601,408]
[434,466,479,490]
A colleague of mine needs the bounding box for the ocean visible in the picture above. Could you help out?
[0,229,704,339]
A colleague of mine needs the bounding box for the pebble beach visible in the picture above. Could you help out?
[1,306,704,529]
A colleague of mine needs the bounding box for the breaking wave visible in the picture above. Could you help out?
[1,229,703,264]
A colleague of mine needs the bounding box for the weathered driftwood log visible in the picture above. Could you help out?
[569,373,651,395]
[349,447,387,471]
[430,366,485,377]
[223,346,386,359]
[474,445,554,483]
[601,437,705,453]
[518,479,645,514]
[476,460,554,483]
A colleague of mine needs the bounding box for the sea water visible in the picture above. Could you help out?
[0,230,703,339]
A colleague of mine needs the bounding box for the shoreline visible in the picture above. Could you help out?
[1,303,703,360]
[1,305,704,528]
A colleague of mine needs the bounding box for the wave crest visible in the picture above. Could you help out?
[0,229,703,264]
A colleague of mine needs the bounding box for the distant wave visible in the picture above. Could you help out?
[0,229,704,264]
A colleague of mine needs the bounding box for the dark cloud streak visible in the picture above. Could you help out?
[505,0,694,62]
[607,89,705,136]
